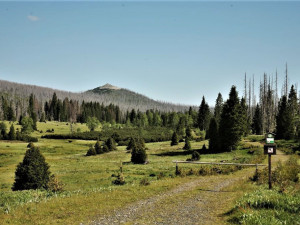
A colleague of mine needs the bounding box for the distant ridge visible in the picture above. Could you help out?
[0,79,190,112]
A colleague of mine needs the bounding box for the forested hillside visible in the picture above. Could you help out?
[0,80,189,117]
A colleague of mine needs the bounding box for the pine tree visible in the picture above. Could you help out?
[252,104,263,135]
[127,137,136,150]
[276,96,292,139]
[95,140,103,154]
[191,151,200,161]
[0,122,7,140]
[186,127,192,139]
[8,124,16,140]
[183,138,192,151]
[208,118,219,153]
[240,97,250,136]
[21,116,34,134]
[86,147,97,156]
[105,137,117,151]
[28,93,37,130]
[288,85,298,138]
[214,93,223,125]
[131,144,147,164]
[171,131,179,146]
[12,146,51,191]
[198,96,211,131]
[219,86,243,151]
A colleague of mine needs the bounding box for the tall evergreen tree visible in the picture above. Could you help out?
[214,93,223,125]
[127,137,136,150]
[198,96,211,131]
[252,104,263,135]
[288,85,298,138]
[276,96,292,139]
[240,97,250,136]
[28,94,37,130]
[208,118,219,153]
[219,86,243,151]
[8,124,16,140]
[183,138,192,151]
[171,131,179,146]
[185,127,192,139]
[0,122,7,140]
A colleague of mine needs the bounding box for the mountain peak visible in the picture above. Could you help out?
[99,83,121,90]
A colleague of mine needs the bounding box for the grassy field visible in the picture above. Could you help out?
[0,121,267,224]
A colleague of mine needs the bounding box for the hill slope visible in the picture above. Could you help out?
[0,80,189,112]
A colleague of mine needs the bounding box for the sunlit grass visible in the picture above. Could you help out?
[0,121,266,224]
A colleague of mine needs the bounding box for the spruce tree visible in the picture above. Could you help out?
[219,86,243,151]
[240,97,250,136]
[198,96,211,131]
[95,140,103,154]
[252,104,263,135]
[86,147,97,156]
[186,127,192,139]
[8,124,16,140]
[12,146,51,191]
[191,151,200,161]
[171,131,179,146]
[208,118,219,153]
[276,96,292,139]
[127,137,136,150]
[21,116,34,134]
[214,93,223,125]
[105,137,117,151]
[131,144,147,164]
[288,85,298,138]
[183,138,192,151]
[0,122,7,140]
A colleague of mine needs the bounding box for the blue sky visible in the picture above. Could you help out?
[0,1,299,106]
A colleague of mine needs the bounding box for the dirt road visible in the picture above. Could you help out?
[90,152,288,225]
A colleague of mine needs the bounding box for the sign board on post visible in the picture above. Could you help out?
[264,132,276,190]
[264,144,276,155]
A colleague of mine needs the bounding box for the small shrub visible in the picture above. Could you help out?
[131,145,147,164]
[112,173,125,185]
[140,178,150,186]
[192,151,200,161]
[157,172,166,180]
[86,147,96,156]
[187,168,196,175]
[48,174,64,192]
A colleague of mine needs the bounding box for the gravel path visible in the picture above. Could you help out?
[89,175,243,225]
[89,151,288,225]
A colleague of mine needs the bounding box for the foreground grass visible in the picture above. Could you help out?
[227,154,300,225]
[0,121,266,224]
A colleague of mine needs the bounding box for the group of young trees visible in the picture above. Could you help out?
[86,138,117,156]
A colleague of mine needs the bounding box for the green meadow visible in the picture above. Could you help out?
[1,121,294,225]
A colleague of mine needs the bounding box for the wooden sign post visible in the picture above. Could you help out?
[264,133,276,189]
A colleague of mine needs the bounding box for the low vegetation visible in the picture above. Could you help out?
[229,155,300,224]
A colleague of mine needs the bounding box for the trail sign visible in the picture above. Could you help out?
[264,132,276,190]
[266,133,275,144]
[264,144,276,155]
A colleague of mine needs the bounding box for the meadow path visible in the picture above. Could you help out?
[90,151,288,225]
